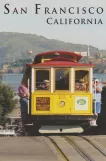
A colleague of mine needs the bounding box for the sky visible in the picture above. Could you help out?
[0,0,106,50]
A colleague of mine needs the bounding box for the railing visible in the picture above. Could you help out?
[0,129,16,136]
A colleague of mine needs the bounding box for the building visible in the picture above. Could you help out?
[74,52,88,57]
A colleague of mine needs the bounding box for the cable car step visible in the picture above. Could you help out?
[39,125,83,133]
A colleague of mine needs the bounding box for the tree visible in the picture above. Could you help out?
[0,71,3,81]
[0,104,3,120]
[0,82,16,120]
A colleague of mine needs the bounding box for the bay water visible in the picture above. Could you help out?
[2,74,23,92]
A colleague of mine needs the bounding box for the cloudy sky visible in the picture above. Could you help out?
[0,0,106,49]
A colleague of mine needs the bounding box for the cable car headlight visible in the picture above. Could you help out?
[60,101,65,107]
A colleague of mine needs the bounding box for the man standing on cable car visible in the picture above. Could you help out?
[18,81,29,125]
[91,79,102,126]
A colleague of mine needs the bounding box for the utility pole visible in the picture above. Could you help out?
[88,45,90,57]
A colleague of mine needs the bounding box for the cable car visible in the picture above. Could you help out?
[21,51,95,134]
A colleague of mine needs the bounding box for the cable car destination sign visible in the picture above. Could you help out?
[36,97,50,111]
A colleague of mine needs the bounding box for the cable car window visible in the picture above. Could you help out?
[55,68,69,90]
[43,54,58,58]
[35,70,50,90]
[60,54,74,59]
[43,53,74,59]
[75,70,89,91]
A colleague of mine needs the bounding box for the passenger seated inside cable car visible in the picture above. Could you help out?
[39,80,49,90]
[75,70,89,91]
[35,70,50,90]
[34,68,89,92]
[35,68,69,91]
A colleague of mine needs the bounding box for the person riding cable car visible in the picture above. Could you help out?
[39,80,49,90]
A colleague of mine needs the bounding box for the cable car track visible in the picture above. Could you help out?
[63,136,95,161]
[79,136,106,157]
[1,134,106,161]
[46,136,69,161]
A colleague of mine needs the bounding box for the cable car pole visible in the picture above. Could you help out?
[94,81,96,114]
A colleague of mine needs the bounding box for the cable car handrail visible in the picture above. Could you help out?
[28,79,29,114]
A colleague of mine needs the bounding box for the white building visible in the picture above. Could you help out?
[74,52,88,57]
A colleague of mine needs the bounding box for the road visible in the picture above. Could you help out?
[0,135,106,161]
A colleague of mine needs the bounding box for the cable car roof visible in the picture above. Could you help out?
[34,50,82,62]
[31,59,94,67]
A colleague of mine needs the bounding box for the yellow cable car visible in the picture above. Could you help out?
[22,51,95,134]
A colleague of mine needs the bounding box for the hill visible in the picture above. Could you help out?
[0,32,102,64]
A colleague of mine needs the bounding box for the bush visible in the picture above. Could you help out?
[0,82,16,117]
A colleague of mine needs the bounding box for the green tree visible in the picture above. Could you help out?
[0,71,3,81]
[0,82,16,119]
[0,104,3,120]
